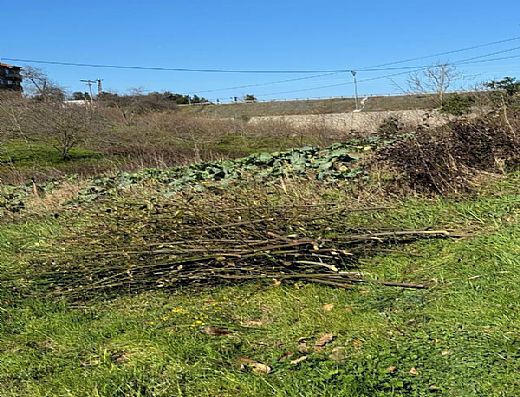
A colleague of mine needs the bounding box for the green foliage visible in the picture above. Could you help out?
[71,91,91,101]
[76,142,363,203]
[0,140,100,166]
[484,77,520,97]
[98,91,208,110]
[440,93,475,116]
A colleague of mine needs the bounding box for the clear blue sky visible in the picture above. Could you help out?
[2,0,520,101]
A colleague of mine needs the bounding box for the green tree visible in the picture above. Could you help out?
[484,77,520,97]
[71,92,91,101]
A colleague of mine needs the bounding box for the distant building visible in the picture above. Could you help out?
[0,63,22,92]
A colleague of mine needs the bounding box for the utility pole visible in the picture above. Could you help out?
[351,70,359,111]
[80,79,96,104]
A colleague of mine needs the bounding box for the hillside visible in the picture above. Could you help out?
[181,93,444,118]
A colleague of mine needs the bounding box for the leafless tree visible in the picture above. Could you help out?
[408,63,460,106]
[25,102,106,159]
[0,91,27,141]
[22,66,65,101]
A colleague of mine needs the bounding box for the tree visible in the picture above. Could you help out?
[21,66,65,101]
[408,63,460,106]
[0,91,27,139]
[244,94,257,102]
[484,77,520,97]
[26,103,98,159]
[71,92,91,101]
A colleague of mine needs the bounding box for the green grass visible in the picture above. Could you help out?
[213,133,324,156]
[0,134,330,184]
[0,140,109,184]
[0,140,102,167]
[0,174,518,396]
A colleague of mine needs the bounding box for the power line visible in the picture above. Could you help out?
[256,46,520,98]
[3,35,520,76]
[457,53,520,66]
[360,35,520,69]
[0,56,447,75]
[194,72,344,94]
[1,58,347,74]
[257,69,416,97]
[191,38,520,95]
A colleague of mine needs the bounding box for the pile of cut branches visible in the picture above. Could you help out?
[380,111,520,194]
[3,186,462,300]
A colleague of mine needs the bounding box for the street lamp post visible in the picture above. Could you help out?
[351,70,359,111]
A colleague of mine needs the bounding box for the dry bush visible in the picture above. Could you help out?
[380,110,519,194]
[0,91,30,141]
[1,95,112,159]
[23,179,88,216]
[26,103,94,159]
[100,110,343,166]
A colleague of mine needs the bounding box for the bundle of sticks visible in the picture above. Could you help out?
[8,193,460,299]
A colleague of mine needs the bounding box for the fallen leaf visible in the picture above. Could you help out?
[238,357,272,374]
[201,326,231,336]
[290,355,308,365]
[272,279,282,287]
[351,338,363,350]
[242,319,266,327]
[409,367,419,376]
[251,362,271,374]
[329,347,346,362]
[314,333,336,350]
[322,303,334,312]
[297,336,310,353]
[110,351,129,365]
[441,350,450,356]
[344,306,354,313]
[386,365,397,374]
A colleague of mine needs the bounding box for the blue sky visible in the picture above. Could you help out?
[2,0,520,101]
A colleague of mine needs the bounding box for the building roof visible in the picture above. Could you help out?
[0,62,22,69]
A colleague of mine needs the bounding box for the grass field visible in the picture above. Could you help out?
[0,172,518,397]
[0,98,518,396]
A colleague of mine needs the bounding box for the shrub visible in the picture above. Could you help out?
[440,94,475,116]
[377,116,401,137]
[380,112,520,194]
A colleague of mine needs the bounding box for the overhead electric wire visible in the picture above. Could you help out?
[193,72,344,94]
[0,57,348,74]
[3,35,520,76]
[257,46,520,98]
[457,53,520,66]
[2,35,519,101]
[359,34,520,69]
[257,69,419,97]
[191,39,520,95]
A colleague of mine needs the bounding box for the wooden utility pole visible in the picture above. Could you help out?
[80,79,96,104]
